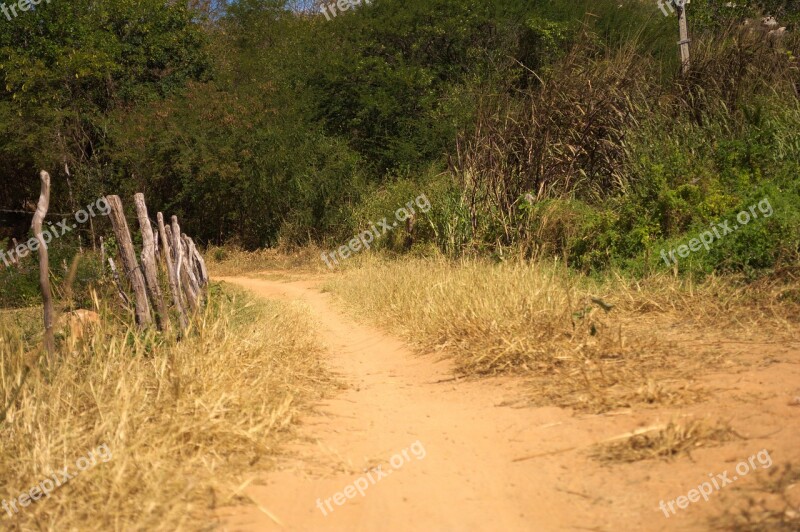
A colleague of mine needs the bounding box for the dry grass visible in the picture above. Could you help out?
[203,249,798,413]
[0,283,333,530]
[454,38,650,229]
[322,255,798,413]
[590,420,737,463]
[597,268,800,334]
[206,245,328,277]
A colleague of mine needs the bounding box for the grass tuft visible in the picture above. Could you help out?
[590,420,737,463]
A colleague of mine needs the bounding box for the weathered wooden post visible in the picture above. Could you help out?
[106,195,152,328]
[100,236,105,273]
[157,212,188,330]
[164,224,175,260]
[182,234,202,300]
[171,216,198,312]
[677,0,691,73]
[134,194,170,332]
[32,170,55,361]
[191,238,209,287]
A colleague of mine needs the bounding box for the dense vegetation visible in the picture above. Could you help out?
[1,0,799,284]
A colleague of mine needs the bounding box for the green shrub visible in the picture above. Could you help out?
[0,237,105,309]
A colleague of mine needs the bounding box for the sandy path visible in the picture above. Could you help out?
[216,275,800,532]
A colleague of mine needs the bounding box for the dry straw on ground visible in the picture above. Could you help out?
[0,284,332,531]
[590,420,736,463]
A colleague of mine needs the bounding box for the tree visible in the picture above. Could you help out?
[0,0,210,211]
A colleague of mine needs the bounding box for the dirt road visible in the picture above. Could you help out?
[217,275,800,532]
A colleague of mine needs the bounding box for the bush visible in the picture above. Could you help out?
[0,237,105,309]
[446,10,800,277]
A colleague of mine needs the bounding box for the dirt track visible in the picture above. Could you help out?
[217,274,800,532]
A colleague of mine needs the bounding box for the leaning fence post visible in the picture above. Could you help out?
[100,236,105,273]
[157,212,188,331]
[33,170,55,361]
[134,194,170,332]
[106,195,152,328]
[189,237,209,287]
[182,234,202,302]
[171,216,198,313]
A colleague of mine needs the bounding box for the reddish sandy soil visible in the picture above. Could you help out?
[216,274,800,532]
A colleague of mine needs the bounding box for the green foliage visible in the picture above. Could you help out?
[689,0,800,31]
[445,3,800,277]
[0,0,210,211]
[0,0,798,283]
[0,237,105,309]
[0,259,40,307]
[306,0,537,175]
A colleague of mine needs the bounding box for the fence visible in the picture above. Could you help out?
[18,171,208,363]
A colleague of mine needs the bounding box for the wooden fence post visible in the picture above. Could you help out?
[157,212,188,330]
[188,237,209,287]
[33,170,55,361]
[171,216,198,313]
[106,195,152,328]
[182,234,202,300]
[164,224,175,262]
[678,1,691,74]
[134,193,170,333]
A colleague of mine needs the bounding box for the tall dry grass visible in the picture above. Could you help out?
[0,284,332,530]
[206,245,329,277]
[324,255,799,412]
